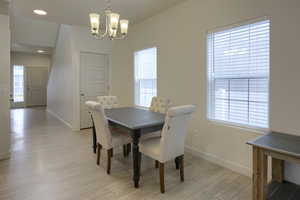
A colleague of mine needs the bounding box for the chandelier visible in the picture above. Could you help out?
[89,0,129,40]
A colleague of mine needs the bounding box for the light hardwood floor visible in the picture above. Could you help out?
[0,107,251,200]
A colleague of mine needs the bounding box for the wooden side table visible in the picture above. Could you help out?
[247,132,300,200]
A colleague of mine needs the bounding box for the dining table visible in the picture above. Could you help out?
[92,107,165,188]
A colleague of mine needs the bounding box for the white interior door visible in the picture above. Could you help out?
[26,67,48,107]
[80,52,109,129]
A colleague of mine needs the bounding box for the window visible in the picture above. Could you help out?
[207,19,270,128]
[13,65,25,103]
[134,47,157,107]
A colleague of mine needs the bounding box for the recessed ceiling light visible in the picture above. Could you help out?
[37,50,45,53]
[33,9,47,16]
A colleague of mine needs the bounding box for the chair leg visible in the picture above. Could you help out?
[175,157,180,170]
[127,143,131,155]
[179,155,184,182]
[159,162,165,193]
[123,145,127,157]
[97,143,102,165]
[138,152,142,174]
[155,160,159,169]
[107,149,113,174]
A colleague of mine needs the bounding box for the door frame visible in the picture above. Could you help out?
[25,66,49,107]
[11,65,27,108]
[75,51,111,131]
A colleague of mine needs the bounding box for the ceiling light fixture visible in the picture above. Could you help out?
[33,9,47,16]
[89,0,129,40]
[37,50,45,53]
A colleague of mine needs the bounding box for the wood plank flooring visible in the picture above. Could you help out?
[0,107,252,200]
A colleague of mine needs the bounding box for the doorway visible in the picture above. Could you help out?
[80,52,109,129]
[25,67,48,107]
[11,65,25,108]
[11,65,48,108]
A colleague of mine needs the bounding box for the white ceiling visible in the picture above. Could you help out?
[10,16,59,54]
[10,0,184,26]
[11,43,54,54]
[9,0,184,54]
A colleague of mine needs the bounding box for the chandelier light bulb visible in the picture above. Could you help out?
[120,19,129,35]
[110,13,120,30]
[89,13,100,35]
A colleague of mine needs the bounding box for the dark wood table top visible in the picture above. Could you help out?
[247,132,300,158]
[105,107,165,130]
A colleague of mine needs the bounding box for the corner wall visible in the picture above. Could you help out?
[47,25,113,130]
[47,25,74,128]
[0,14,11,160]
[110,0,300,183]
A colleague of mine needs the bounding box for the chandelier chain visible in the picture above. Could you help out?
[105,0,111,10]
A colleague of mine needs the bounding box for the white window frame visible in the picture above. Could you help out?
[134,47,157,108]
[206,18,270,130]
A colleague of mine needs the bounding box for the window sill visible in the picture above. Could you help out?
[208,119,269,135]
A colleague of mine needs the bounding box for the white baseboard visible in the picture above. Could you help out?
[185,146,251,177]
[47,109,73,129]
[0,151,10,161]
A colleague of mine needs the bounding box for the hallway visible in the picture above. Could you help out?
[0,108,251,200]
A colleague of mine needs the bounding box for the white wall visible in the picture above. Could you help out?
[0,1,8,15]
[111,39,134,107]
[110,0,300,183]
[47,25,74,128]
[11,52,51,68]
[0,14,11,160]
[47,25,113,130]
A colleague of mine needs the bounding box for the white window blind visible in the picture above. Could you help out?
[207,20,270,128]
[134,47,157,107]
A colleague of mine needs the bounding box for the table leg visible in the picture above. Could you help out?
[92,117,97,154]
[132,130,141,188]
[252,146,260,200]
[259,148,268,200]
[272,158,284,183]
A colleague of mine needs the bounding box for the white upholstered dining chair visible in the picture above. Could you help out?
[141,97,173,141]
[139,105,196,193]
[97,95,131,155]
[97,96,119,109]
[85,101,132,174]
[149,97,172,114]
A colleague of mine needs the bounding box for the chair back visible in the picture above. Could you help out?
[159,105,196,162]
[150,97,172,114]
[97,96,119,109]
[85,101,112,149]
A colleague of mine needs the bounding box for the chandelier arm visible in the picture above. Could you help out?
[95,13,108,39]
[104,12,109,36]
[92,13,111,40]
[109,24,127,40]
